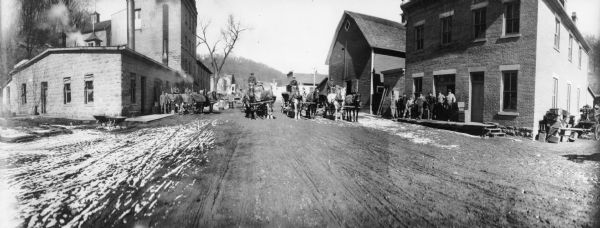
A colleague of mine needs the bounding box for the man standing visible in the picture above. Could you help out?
[426,92,436,120]
[415,94,425,119]
[403,95,414,118]
[446,90,457,121]
[436,92,446,120]
[390,91,398,119]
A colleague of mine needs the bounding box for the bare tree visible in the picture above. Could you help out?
[197,15,247,90]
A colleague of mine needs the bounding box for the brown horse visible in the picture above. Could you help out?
[344,93,361,122]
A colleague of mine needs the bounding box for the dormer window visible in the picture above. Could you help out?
[345,20,350,31]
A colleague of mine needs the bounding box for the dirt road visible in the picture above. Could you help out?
[1,107,600,227]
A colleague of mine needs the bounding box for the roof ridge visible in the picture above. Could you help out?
[344,10,405,30]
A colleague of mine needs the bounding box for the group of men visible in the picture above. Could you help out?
[389,90,459,121]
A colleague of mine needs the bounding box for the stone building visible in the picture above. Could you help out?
[401,0,592,134]
[325,11,406,114]
[77,0,211,90]
[1,0,211,118]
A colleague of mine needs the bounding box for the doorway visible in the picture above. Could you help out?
[141,76,147,114]
[41,82,48,114]
[372,74,384,113]
[470,72,484,122]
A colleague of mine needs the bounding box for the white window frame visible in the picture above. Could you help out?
[554,18,560,51]
[501,70,518,111]
[568,34,573,62]
[566,83,571,113]
[503,0,520,36]
[552,77,558,108]
[134,9,142,30]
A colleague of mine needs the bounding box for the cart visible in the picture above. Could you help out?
[93,115,127,130]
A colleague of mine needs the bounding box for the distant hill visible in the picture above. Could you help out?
[199,55,286,89]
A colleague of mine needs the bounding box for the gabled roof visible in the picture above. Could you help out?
[81,20,111,34]
[326,11,406,64]
[289,73,328,85]
[84,32,102,42]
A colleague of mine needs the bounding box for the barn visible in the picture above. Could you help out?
[325,11,406,114]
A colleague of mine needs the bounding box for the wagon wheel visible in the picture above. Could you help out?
[595,124,600,141]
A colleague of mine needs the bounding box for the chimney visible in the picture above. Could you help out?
[60,33,67,47]
[91,12,100,25]
[126,0,135,50]
[571,12,577,24]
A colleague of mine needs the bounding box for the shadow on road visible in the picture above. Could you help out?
[562,153,600,163]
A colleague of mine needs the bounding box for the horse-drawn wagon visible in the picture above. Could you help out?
[243,74,276,119]
[572,105,600,140]
[160,90,218,115]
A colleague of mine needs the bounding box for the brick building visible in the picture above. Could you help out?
[401,0,592,135]
[1,0,211,118]
[325,11,406,113]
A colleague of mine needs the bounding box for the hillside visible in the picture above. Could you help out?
[199,55,286,89]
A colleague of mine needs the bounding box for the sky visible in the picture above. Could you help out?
[93,0,600,75]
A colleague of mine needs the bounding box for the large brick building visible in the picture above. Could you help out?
[401,0,592,134]
[326,11,406,114]
[1,0,211,118]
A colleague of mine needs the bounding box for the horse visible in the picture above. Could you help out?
[292,91,302,120]
[259,88,276,119]
[303,90,319,119]
[344,93,361,122]
[327,86,346,121]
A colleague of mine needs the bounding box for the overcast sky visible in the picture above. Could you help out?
[95,0,600,75]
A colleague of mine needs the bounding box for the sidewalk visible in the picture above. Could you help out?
[125,114,174,123]
[396,118,495,136]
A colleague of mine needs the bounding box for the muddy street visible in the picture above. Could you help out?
[1,107,600,227]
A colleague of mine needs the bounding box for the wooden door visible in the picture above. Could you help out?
[141,77,147,114]
[471,73,484,123]
[40,82,48,114]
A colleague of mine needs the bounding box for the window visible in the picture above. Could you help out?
[345,20,350,31]
[21,83,26,104]
[552,77,558,108]
[130,73,136,103]
[134,9,141,30]
[6,87,9,105]
[568,35,573,61]
[504,1,520,34]
[63,78,71,104]
[415,25,424,50]
[577,88,581,110]
[84,79,94,104]
[413,77,423,97]
[473,8,486,39]
[578,46,582,69]
[441,16,453,44]
[566,84,571,112]
[502,71,517,111]
[554,19,560,50]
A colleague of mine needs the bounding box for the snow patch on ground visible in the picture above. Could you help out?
[0,120,217,228]
[0,177,19,228]
[356,115,461,149]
